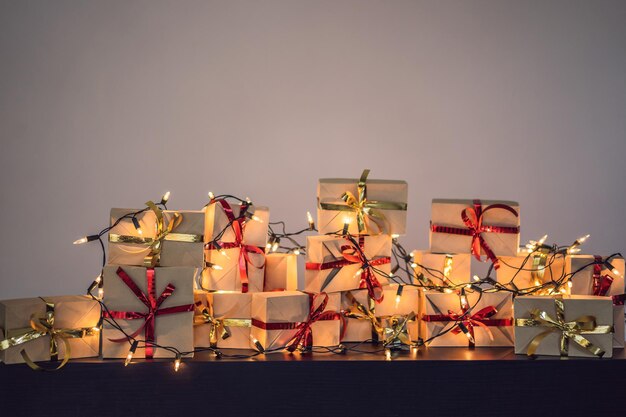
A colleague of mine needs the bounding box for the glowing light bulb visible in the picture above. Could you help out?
[577,234,590,244]
[538,234,548,245]
[354,268,363,277]
[161,191,171,204]
[73,237,88,245]
[97,288,104,299]
[560,287,567,294]
[612,268,621,277]
[208,191,215,201]
[460,294,469,309]
[342,217,351,235]
[95,275,102,284]
[251,214,263,223]
[306,211,315,229]
[391,234,400,239]
[251,336,264,352]
[91,326,100,332]
[567,281,573,288]
[444,288,454,294]
[395,285,404,308]
[395,294,401,307]
[473,275,481,282]
[266,243,272,250]
[271,241,279,252]
[293,249,301,255]
[125,341,138,366]
[174,354,181,372]
[385,349,392,361]
[410,262,418,269]
[219,249,230,259]
[210,263,223,271]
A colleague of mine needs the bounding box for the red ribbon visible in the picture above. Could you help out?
[430,199,519,269]
[305,236,389,302]
[592,255,625,306]
[206,199,265,293]
[104,267,194,358]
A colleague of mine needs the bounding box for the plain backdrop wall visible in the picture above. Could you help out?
[0,0,625,298]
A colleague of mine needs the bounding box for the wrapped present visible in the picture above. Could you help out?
[496,250,564,290]
[375,284,419,347]
[317,169,408,235]
[411,251,471,286]
[264,253,298,291]
[102,265,196,358]
[108,201,207,267]
[421,291,514,347]
[193,290,252,349]
[251,291,343,351]
[202,199,269,293]
[341,290,384,342]
[514,295,613,358]
[429,199,520,266]
[304,234,391,301]
[0,295,100,369]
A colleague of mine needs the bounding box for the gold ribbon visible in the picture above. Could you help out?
[530,252,548,287]
[0,298,98,371]
[515,297,612,357]
[343,291,384,341]
[194,302,251,348]
[381,312,416,348]
[319,169,407,234]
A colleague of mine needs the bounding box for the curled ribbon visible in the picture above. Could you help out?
[381,312,416,348]
[343,291,384,341]
[590,255,625,306]
[193,300,251,348]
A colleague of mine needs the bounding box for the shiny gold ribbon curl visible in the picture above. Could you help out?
[194,303,251,348]
[381,312,417,348]
[343,291,385,341]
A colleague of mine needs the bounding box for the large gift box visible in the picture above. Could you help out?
[108,204,207,267]
[0,295,100,365]
[375,284,419,346]
[412,251,471,286]
[341,289,382,342]
[514,295,614,358]
[102,265,196,358]
[421,291,514,347]
[317,169,408,236]
[250,291,342,351]
[429,199,520,264]
[496,250,563,290]
[193,290,252,349]
[304,235,391,301]
[264,253,298,292]
[202,200,269,293]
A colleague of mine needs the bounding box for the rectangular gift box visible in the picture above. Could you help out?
[429,199,520,258]
[102,265,196,358]
[264,253,298,292]
[108,207,208,267]
[421,291,514,347]
[304,234,391,294]
[250,291,341,351]
[0,295,100,365]
[193,290,252,349]
[375,284,420,344]
[514,295,614,358]
[412,251,471,286]
[341,289,378,342]
[317,172,408,236]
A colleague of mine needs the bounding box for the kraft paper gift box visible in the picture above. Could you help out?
[108,206,207,267]
[250,291,342,351]
[0,295,100,365]
[202,203,270,293]
[317,170,408,236]
[429,199,520,260]
[514,295,613,358]
[421,291,514,347]
[193,290,252,349]
[264,253,298,291]
[102,265,196,359]
[375,284,420,345]
[341,289,380,342]
[496,250,566,290]
[304,234,391,296]
[412,251,471,286]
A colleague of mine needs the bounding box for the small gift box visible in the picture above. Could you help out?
[202,200,269,293]
[375,284,420,347]
[193,290,252,349]
[341,289,383,342]
[429,199,520,265]
[102,265,196,359]
[421,291,514,347]
[496,250,561,290]
[411,251,471,286]
[250,291,342,351]
[264,253,298,292]
[0,295,100,367]
[317,169,408,236]
[304,234,391,301]
[108,202,207,268]
[514,295,613,358]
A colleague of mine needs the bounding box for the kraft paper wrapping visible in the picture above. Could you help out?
[250,291,341,351]
[376,284,420,343]
[412,251,471,286]
[193,290,252,349]
[341,289,376,342]
[0,295,100,364]
[429,199,520,258]
[304,235,391,294]
[514,295,613,358]
[496,251,566,289]
[421,291,514,347]
[264,253,298,291]
[102,265,196,358]
[108,208,207,267]
[317,177,408,235]
[204,204,270,248]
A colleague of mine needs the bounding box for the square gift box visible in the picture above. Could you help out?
[341,289,380,342]
[375,284,420,346]
[264,253,298,291]
[193,290,252,349]
[102,265,196,358]
[496,250,565,290]
[411,251,471,286]
[317,170,408,236]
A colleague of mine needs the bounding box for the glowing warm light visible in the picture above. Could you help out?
[410,262,418,269]
[95,275,102,284]
[73,237,88,245]
[251,215,263,223]
[391,234,400,239]
[266,243,272,249]
[567,281,573,288]
[271,241,279,252]
[210,263,223,271]
[306,211,315,229]
[385,349,392,361]
[354,268,363,277]
[612,268,621,277]
[293,249,301,255]
[460,294,469,309]
[161,191,171,204]
[538,234,548,245]
[208,191,215,200]
[125,341,138,366]
[97,288,104,299]
[174,355,181,372]
[444,288,454,294]
[251,336,264,352]
[577,234,590,244]
[395,294,401,307]
[219,249,230,259]
[245,197,252,204]
[473,275,481,282]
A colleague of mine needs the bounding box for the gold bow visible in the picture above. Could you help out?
[193,301,251,348]
[0,298,98,371]
[515,297,612,357]
[381,312,417,348]
[343,291,384,341]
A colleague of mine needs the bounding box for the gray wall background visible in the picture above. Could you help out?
[1,0,625,298]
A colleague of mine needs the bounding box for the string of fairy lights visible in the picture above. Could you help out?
[72,191,622,370]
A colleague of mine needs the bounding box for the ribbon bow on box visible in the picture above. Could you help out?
[591,255,625,305]
[343,291,384,341]
[381,312,417,348]
[193,300,251,348]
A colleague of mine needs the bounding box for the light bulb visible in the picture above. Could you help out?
[460,294,469,309]
[208,191,215,201]
[210,263,223,271]
[306,211,315,229]
[251,214,263,223]
[612,268,621,277]
[219,249,230,259]
[444,288,453,294]
[73,237,88,245]
[538,234,548,245]
[385,349,392,361]
[266,242,272,249]
[251,336,264,352]
[161,191,171,204]
[354,268,363,277]
[577,234,590,244]
[125,341,138,366]
[95,275,102,284]
[473,275,481,282]
[391,234,400,239]
[342,217,351,235]
[293,249,301,255]
[410,262,418,269]
[97,288,104,299]
[395,285,404,307]
[567,281,573,288]
[271,241,279,252]
[174,354,181,372]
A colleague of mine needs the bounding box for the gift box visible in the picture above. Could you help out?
[496,250,564,290]
[264,253,298,292]
[514,295,613,358]
[304,234,391,301]
[108,204,207,267]
[0,295,100,366]
[317,169,408,236]
[250,291,342,351]
[193,290,252,349]
[102,265,196,358]
[341,289,383,342]
[411,251,471,286]
[429,199,520,264]
[202,200,269,293]
[421,291,514,347]
[375,284,420,346]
